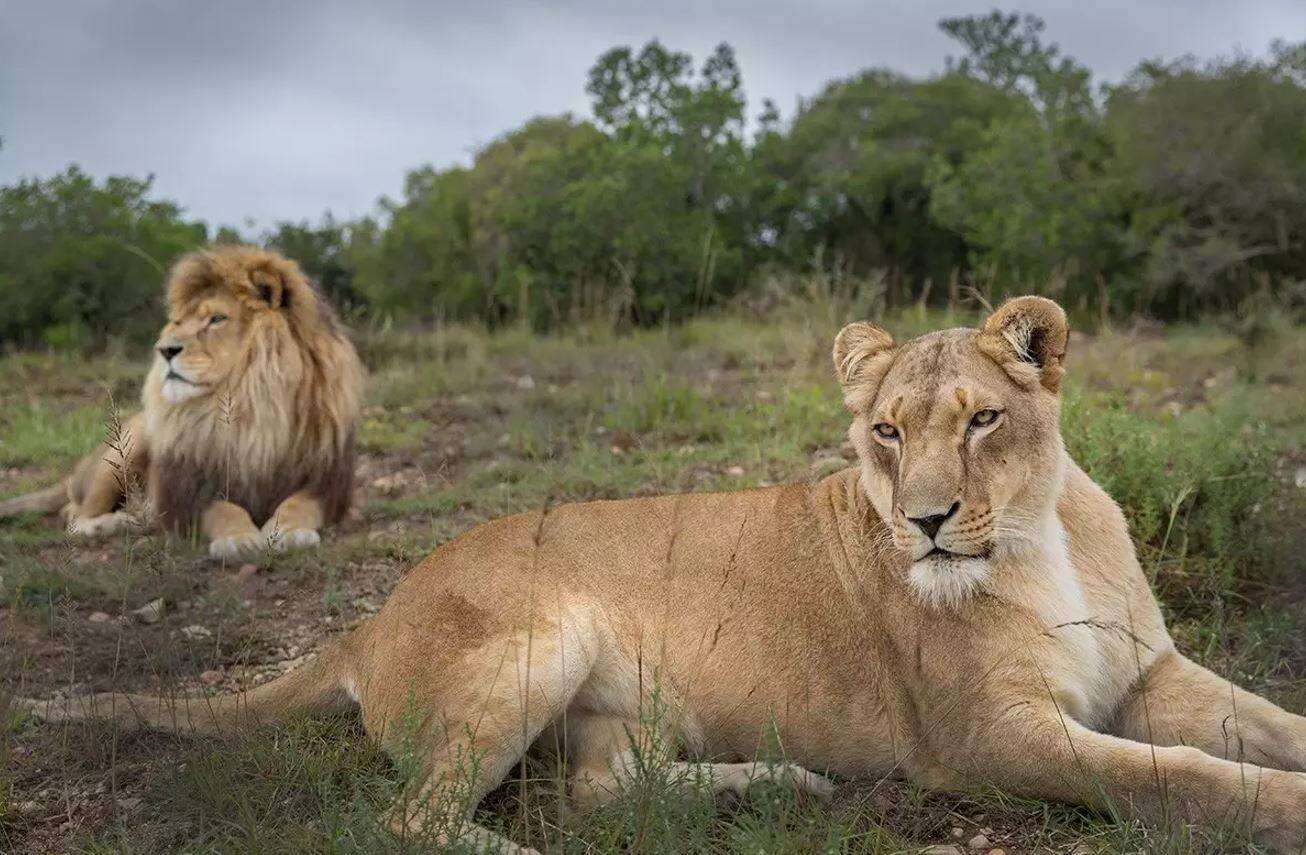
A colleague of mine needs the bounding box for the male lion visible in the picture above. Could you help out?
[0,246,364,558]
[18,297,1306,851]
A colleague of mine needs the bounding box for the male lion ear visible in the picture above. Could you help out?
[251,269,287,309]
[977,296,1069,392]
[832,322,896,411]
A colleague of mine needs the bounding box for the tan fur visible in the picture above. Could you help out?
[1,246,364,559]
[20,296,1306,853]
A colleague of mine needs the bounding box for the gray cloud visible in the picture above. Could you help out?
[2,0,1303,228]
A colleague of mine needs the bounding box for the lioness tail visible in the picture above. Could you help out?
[15,639,358,737]
[0,482,68,520]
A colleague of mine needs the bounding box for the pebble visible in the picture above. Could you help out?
[87,611,111,623]
[951,827,964,838]
[921,846,963,855]
[131,598,165,624]
[726,465,746,477]
[988,849,1006,855]
[180,624,212,641]
[967,834,990,850]
[515,375,536,391]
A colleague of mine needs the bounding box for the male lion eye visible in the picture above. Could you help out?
[970,409,1000,428]
[872,423,899,440]
[209,314,228,326]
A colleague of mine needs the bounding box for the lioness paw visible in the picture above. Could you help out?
[68,512,132,538]
[773,764,836,799]
[209,532,267,559]
[265,526,321,552]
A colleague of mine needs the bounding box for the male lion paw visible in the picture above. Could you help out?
[68,512,132,538]
[264,526,321,552]
[209,532,267,559]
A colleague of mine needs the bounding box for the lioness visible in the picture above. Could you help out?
[19,297,1306,851]
[0,246,364,558]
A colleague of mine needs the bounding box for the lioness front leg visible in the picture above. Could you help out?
[260,490,324,551]
[950,699,1306,851]
[1115,650,1306,772]
[203,500,265,559]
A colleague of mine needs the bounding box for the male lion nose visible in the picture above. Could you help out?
[158,344,183,361]
[907,501,960,539]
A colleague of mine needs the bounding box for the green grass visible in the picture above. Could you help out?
[0,402,108,469]
[1,306,1304,853]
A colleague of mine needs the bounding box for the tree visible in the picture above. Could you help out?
[0,167,205,348]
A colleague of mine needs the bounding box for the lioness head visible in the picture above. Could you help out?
[148,246,328,405]
[834,296,1070,606]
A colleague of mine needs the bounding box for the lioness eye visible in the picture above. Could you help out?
[872,423,899,440]
[209,314,228,326]
[970,409,1000,428]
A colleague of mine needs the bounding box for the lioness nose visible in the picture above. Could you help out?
[907,501,960,539]
[158,345,183,361]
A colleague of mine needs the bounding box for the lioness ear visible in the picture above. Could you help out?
[978,296,1069,392]
[251,268,287,309]
[832,322,896,411]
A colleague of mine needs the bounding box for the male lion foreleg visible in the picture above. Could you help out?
[566,713,834,809]
[202,500,265,559]
[1115,650,1306,772]
[951,699,1306,851]
[261,490,325,551]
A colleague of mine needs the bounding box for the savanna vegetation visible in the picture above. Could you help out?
[2,11,1306,350]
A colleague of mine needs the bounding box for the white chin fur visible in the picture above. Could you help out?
[907,555,991,609]
[161,378,204,404]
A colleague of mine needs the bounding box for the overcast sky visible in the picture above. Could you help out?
[3,0,1304,230]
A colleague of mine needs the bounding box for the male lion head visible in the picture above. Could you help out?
[834,296,1069,607]
[149,246,335,405]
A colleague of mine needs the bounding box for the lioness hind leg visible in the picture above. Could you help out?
[567,712,834,809]
[1115,650,1306,772]
[361,610,601,854]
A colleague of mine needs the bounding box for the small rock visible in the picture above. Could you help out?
[181,624,212,641]
[199,670,223,686]
[608,430,638,455]
[235,563,259,584]
[967,834,990,850]
[726,465,746,477]
[988,849,1006,855]
[131,598,165,624]
[87,611,111,624]
[921,846,963,855]
[951,827,964,838]
[1296,466,1306,489]
[515,375,535,391]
